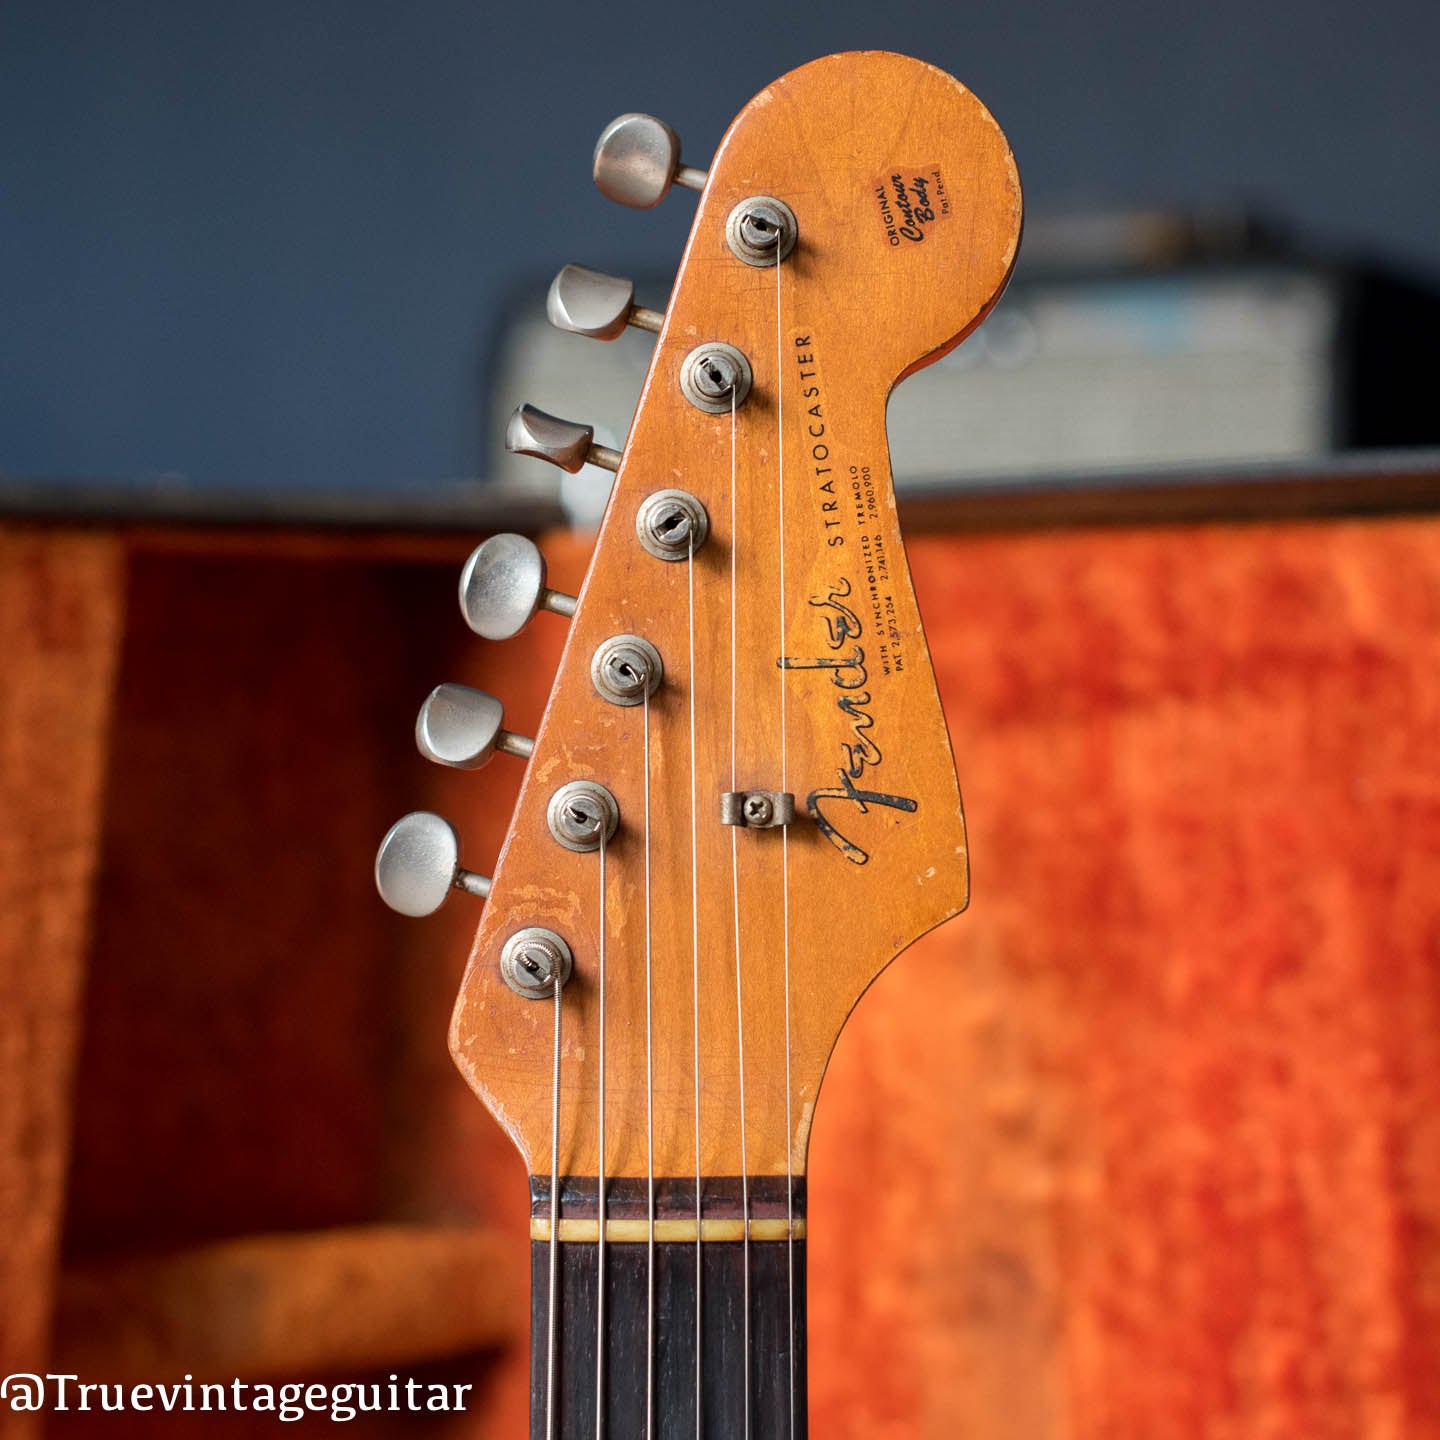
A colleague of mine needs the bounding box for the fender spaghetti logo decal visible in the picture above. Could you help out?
[779,578,918,866]
[874,164,950,246]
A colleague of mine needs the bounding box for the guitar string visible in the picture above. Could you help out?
[546,950,564,1440]
[729,381,753,1440]
[550,263,793,1440]
[688,527,704,1440]
[595,828,608,1440]
[775,244,797,1440]
[644,683,656,1440]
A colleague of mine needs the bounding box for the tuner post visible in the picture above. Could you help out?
[635,488,709,561]
[725,196,799,267]
[590,634,663,707]
[547,780,620,853]
[679,343,753,415]
[499,928,573,1000]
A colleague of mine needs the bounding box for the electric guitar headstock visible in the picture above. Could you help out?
[376,49,1019,1437]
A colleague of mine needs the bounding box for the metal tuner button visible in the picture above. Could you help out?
[458,533,576,641]
[416,684,534,769]
[592,112,707,209]
[547,264,664,340]
[375,811,490,917]
[505,403,621,474]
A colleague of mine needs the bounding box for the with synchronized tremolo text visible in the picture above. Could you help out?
[375,50,1021,1440]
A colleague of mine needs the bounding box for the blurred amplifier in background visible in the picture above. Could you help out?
[485,208,1440,524]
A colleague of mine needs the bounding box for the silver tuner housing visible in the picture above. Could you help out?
[592,112,707,209]
[547,780,620,853]
[416,683,534,769]
[635,488,709,561]
[505,402,621,474]
[459,533,576,641]
[680,342,753,415]
[500,927,573,1000]
[547,264,663,340]
[726,195,799,267]
[591,633,663,707]
[375,811,491,917]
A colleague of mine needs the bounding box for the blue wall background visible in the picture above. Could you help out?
[3,0,1438,494]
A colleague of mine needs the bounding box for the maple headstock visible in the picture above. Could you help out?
[447,51,1021,1180]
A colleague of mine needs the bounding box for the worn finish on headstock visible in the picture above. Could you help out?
[450,52,1021,1179]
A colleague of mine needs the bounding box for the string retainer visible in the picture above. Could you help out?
[720,790,797,829]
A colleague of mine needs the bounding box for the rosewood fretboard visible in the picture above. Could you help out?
[529,1177,808,1439]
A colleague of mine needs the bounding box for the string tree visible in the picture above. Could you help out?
[720,790,798,829]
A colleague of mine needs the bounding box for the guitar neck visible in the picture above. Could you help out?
[529,1176,808,1439]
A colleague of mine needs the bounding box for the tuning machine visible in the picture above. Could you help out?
[375,811,490,917]
[593,113,707,209]
[459,533,576,641]
[417,684,533,769]
[548,265,663,340]
[505,403,620,475]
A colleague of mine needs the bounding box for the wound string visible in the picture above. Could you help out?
[546,950,565,1440]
